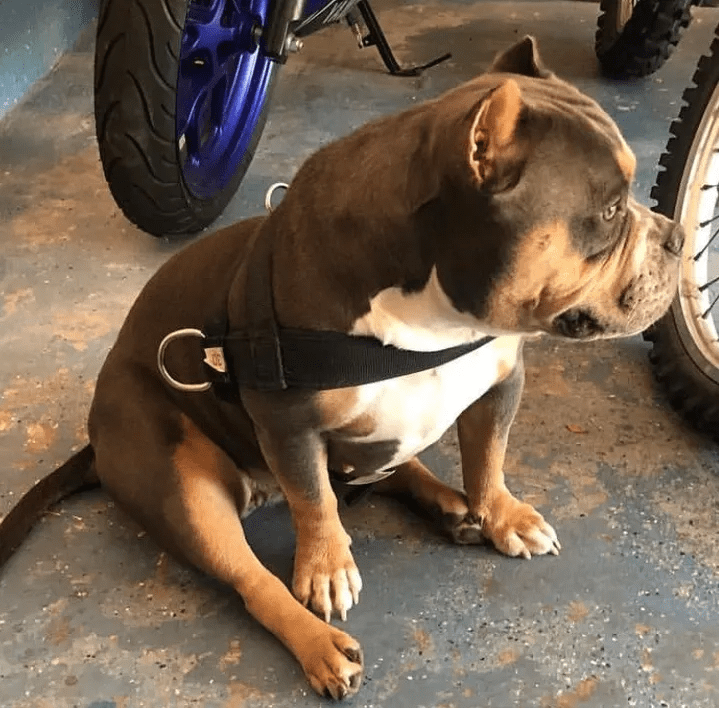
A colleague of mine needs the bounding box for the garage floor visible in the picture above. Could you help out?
[1,1,719,706]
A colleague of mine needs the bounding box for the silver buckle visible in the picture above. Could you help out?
[157,328,213,393]
[264,182,289,212]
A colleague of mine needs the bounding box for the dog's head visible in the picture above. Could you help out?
[433,36,682,340]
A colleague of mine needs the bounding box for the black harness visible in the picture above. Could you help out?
[158,226,494,396]
[202,326,494,391]
[159,229,495,399]
[157,226,495,499]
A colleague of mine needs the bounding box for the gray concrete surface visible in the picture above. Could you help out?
[1,2,719,706]
[0,0,97,118]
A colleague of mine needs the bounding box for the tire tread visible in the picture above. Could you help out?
[94,0,276,236]
[595,0,691,78]
[647,27,719,442]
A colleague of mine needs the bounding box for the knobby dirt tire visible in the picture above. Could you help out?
[646,27,719,442]
[94,0,276,237]
[595,0,691,79]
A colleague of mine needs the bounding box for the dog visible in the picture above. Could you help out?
[0,36,681,699]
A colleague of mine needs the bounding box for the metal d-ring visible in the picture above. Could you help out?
[157,328,212,393]
[264,182,289,212]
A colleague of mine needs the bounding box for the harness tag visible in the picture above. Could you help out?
[203,346,227,373]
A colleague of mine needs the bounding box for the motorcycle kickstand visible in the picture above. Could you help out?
[346,0,451,77]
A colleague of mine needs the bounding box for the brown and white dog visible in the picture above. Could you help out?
[0,37,681,699]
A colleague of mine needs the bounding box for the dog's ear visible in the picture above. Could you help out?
[469,79,525,191]
[489,36,553,79]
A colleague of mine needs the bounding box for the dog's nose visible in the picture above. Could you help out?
[554,308,605,339]
[664,223,685,257]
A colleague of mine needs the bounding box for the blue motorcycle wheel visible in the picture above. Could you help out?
[95,0,277,237]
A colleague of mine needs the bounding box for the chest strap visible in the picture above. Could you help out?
[157,223,494,394]
[210,327,495,391]
[158,325,494,393]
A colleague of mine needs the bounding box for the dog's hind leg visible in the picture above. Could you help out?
[95,413,363,699]
[371,457,477,542]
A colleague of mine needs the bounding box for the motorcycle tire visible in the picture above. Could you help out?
[94,0,277,237]
[595,0,691,79]
[646,27,719,442]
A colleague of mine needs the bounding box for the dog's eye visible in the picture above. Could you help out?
[603,201,621,221]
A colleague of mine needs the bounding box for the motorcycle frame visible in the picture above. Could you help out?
[262,0,451,75]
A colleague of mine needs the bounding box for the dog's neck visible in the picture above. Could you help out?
[230,100,491,336]
[350,267,509,350]
[253,186,506,341]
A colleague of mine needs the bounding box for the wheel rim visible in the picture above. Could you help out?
[177,0,273,200]
[673,82,719,372]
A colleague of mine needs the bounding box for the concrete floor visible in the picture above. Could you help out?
[1,1,719,706]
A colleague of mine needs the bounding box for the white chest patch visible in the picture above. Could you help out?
[341,268,523,470]
[350,337,521,470]
[351,267,515,350]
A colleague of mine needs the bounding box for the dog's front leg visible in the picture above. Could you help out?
[247,399,362,622]
[457,361,561,559]
[263,433,361,621]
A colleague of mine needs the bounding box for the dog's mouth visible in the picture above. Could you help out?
[551,308,606,339]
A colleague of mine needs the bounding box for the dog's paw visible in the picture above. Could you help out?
[443,513,486,545]
[293,528,362,622]
[481,488,560,559]
[300,625,364,699]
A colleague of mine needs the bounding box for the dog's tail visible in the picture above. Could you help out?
[0,444,99,568]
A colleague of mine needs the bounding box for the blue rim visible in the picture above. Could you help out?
[177,0,273,200]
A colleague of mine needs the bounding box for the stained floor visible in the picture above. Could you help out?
[1,1,719,707]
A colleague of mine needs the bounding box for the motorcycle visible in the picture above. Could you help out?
[646,23,719,440]
[93,0,449,237]
[94,0,706,240]
[594,0,694,78]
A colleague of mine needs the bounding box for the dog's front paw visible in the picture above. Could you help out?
[481,488,560,559]
[293,526,362,622]
[300,623,363,699]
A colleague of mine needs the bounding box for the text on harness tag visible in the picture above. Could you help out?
[204,347,227,373]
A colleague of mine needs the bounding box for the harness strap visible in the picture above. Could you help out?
[158,224,495,394]
[222,219,494,390]
[241,218,287,390]
[209,328,495,391]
